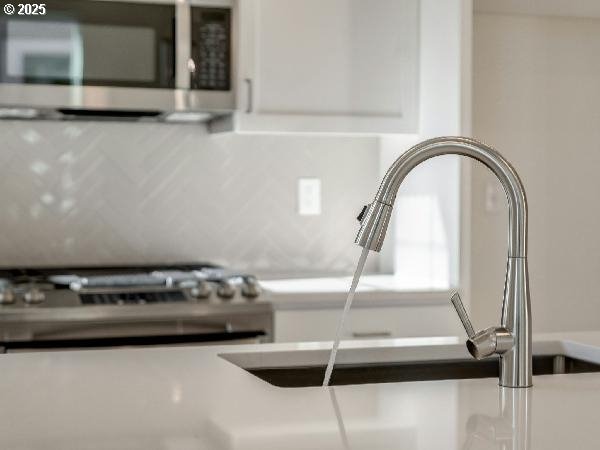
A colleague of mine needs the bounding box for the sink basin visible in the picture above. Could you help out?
[220,338,600,388]
[246,355,600,387]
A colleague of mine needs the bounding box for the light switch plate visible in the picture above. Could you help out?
[297,178,322,216]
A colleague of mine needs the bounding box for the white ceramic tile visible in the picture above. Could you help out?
[0,121,380,276]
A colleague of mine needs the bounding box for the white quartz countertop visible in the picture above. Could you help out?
[4,331,600,449]
[262,275,451,309]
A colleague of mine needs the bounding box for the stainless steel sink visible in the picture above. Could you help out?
[221,339,600,388]
[245,355,600,388]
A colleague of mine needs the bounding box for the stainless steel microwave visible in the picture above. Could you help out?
[0,0,235,122]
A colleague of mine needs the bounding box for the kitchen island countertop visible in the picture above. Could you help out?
[3,331,600,449]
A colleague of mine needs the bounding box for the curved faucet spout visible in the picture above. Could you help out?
[355,136,527,257]
[356,136,532,388]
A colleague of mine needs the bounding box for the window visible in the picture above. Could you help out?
[379,141,461,291]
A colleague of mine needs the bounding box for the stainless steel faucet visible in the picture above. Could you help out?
[355,136,532,388]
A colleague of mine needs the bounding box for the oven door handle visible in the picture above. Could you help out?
[2,330,266,352]
[27,319,235,341]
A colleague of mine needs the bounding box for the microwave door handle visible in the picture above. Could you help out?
[175,1,191,90]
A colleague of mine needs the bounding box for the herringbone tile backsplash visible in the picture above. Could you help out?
[0,121,380,277]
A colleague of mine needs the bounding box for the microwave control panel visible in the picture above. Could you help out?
[191,7,231,91]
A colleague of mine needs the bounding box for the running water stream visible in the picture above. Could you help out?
[322,246,371,387]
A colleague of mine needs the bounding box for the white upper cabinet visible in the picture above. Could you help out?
[234,0,419,134]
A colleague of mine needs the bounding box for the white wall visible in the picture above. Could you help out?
[471,11,600,331]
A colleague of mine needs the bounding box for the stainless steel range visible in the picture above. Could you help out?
[0,264,273,352]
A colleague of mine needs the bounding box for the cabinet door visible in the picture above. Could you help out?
[274,305,461,343]
[237,0,419,134]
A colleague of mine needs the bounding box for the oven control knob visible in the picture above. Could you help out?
[216,281,235,299]
[0,288,15,305]
[190,280,212,299]
[241,276,261,299]
[24,288,45,304]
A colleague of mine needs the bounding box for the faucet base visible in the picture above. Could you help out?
[499,257,532,388]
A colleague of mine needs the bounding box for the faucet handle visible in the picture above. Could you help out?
[450,291,514,360]
[450,292,476,339]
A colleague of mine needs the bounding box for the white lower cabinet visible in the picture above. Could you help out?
[274,304,461,343]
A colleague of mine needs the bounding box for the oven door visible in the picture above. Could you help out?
[1,315,271,352]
